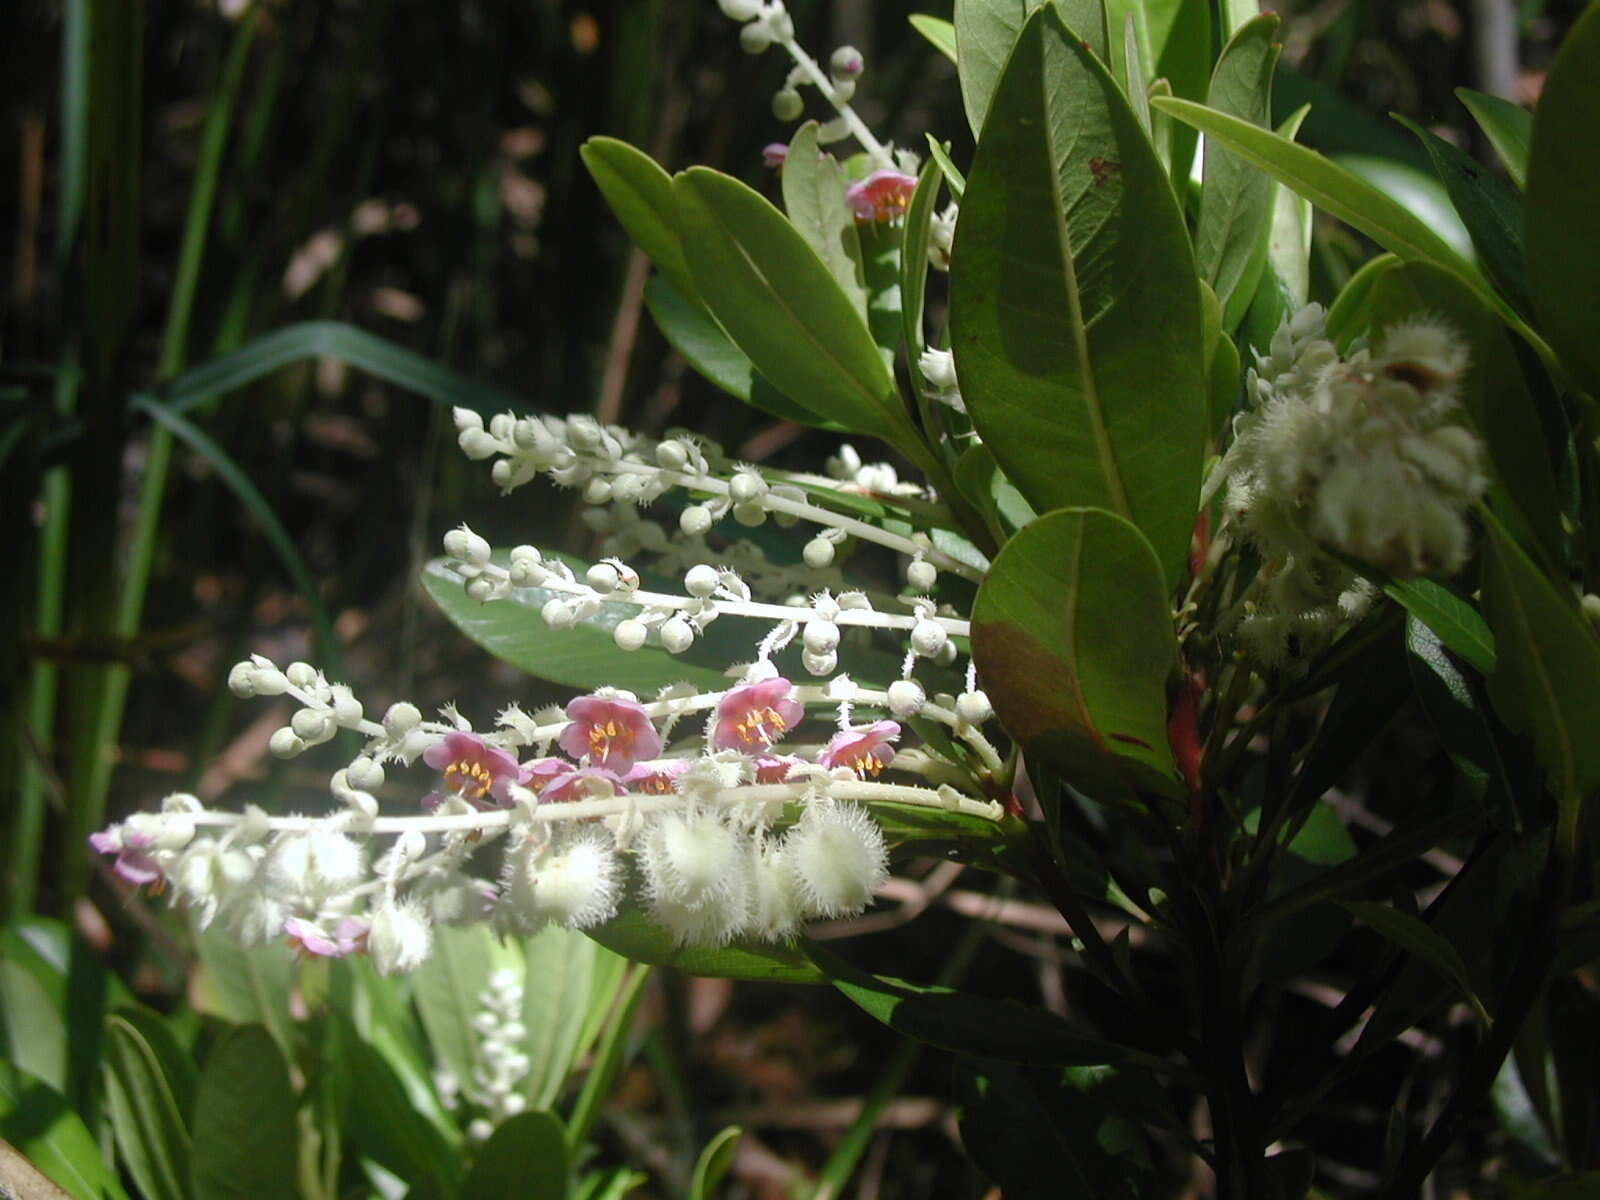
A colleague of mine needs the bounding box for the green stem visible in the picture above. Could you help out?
[565,963,651,1150]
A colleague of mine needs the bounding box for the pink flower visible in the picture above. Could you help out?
[540,765,624,805]
[423,731,531,810]
[754,755,803,784]
[713,677,805,751]
[89,827,164,889]
[846,170,916,222]
[622,759,690,795]
[284,915,369,959]
[560,694,662,773]
[762,142,789,169]
[819,720,901,777]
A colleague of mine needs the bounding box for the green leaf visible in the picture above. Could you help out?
[641,276,837,427]
[1396,114,1533,318]
[1334,154,1475,262]
[1265,104,1314,314]
[103,1013,192,1200]
[673,167,910,444]
[781,122,868,321]
[955,0,1108,139]
[923,136,966,200]
[1387,578,1495,676]
[900,157,943,376]
[1342,901,1490,1024]
[1457,87,1531,189]
[808,943,1173,1073]
[689,1126,742,1200]
[1361,260,1565,566]
[189,1027,297,1200]
[519,925,624,1109]
[952,7,1205,585]
[0,1061,131,1200]
[971,507,1180,801]
[460,1111,568,1200]
[1104,0,1210,182]
[858,221,905,364]
[411,925,517,1097]
[586,908,823,984]
[1195,15,1281,329]
[1150,97,1478,279]
[580,136,696,302]
[909,14,958,62]
[191,923,295,1057]
[1525,4,1600,398]
[422,554,731,694]
[0,962,67,1091]
[1324,252,1403,348]
[1480,508,1600,846]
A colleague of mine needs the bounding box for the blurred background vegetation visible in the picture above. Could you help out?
[1,1,1590,1194]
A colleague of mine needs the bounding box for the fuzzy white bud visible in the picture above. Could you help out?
[910,619,948,658]
[887,679,926,717]
[783,803,888,918]
[502,828,624,932]
[829,45,864,78]
[906,559,937,591]
[368,901,433,975]
[956,690,993,724]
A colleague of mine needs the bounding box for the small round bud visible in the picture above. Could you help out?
[286,661,319,688]
[783,802,888,918]
[739,21,774,53]
[453,406,484,432]
[459,429,499,460]
[956,690,993,724]
[680,505,713,536]
[542,599,577,629]
[383,702,422,736]
[270,727,306,758]
[659,617,695,654]
[803,618,840,654]
[291,707,333,742]
[397,829,426,862]
[729,471,768,503]
[934,640,958,667]
[464,576,496,603]
[906,559,937,591]
[910,619,948,658]
[443,525,491,566]
[655,440,688,471]
[227,661,258,698]
[490,460,515,489]
[718,0,763,18]
[887,679,926,717]
[586,562,620,593]
[251,666,290,696]
[331,689,363,726]
[684,564,720,598]
[732,502,766,527]
[829,45,864,79]
[801,648,837,676]
[611,473,644,504]
[803,537,835,568]
[488,413,514,440]
[347,756,386,790]
[771,88,803,121]
[509,558,547,587]
[613,619,648,652]
[583,478,613,505]
[509,544,541,566]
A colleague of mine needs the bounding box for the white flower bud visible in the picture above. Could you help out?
[613,619,648,652]
[801,648,837,676]
[251,666,290,696]
[611,473,644,504]
[443,525,492,566]
[739,21,774,52]
[269,727,306,758]
[655,440,688,470]
[453,406,484,432]
[680,505,713,536]
[330,688,363,726]
[346,756,386,790]
[803,619,840,654]
[583,478,613,505]
[803,537,835,568]
[459,429,499,460]
[956,690,993,724]
[268,829,364,901]
[732,502,766,527]
[830,45,864,78]
[729,471,767,503]
[910,619,948,658]
[286,661,319,688]
[641,812,751,946]
[748,842,805,941]
[771,88,803,121]
[934,640,958,667]
[684,564,720,597]
[510,544,541,566]
[887,679,926,717]
[783,803,888,918]
[502,828,624,932]
[488,413,514,441]
[659,617,695,654]
[906,559,937,591]
[227,661,258,698]
[918,346,958,391]
[542,599,576,629]
[586,562,620,593]
[369,901,433,975]
[718,0,762,19]
[465,576,496,603]
[383,702,422,735]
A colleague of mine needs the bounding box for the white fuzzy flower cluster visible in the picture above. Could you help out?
[1210,306,1486,666]
[460,969,531,1140]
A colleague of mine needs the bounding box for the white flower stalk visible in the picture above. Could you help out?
[1210,306,1486,666]
[461,969,531,1138]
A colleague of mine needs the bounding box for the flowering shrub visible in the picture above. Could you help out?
[80,0,1600,1194]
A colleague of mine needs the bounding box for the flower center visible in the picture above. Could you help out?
[734,706,787,748]
[588,719,632,762]
[444,759,495,801]
[846,750,885,778]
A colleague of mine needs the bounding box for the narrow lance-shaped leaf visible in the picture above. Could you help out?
[952,5,1206,585]
[908,14,957,63]
[1456,87,1531,188]
[971,507,1181,801]
[1340,901,1491,1026]
[781,122,868,321]
[580,136,697,302]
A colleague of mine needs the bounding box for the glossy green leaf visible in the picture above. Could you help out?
[972,508,1180,801]
[103,1013,192,1200]
[673,167,911,444]
[411,925,518,1097]
[423,555,732,694]
[641,277,837,428]
[190,1027,297,1200]
[1387,578,1495,676]
[952,8,1205,584]
[586,908,823,984]
[1362,261,1565,565]
[909,14,958,62]
[1265,104,1314,313]
[924,136,966,199]
[955,0,1107,139]
[1480,508,1600,845]
[520,925,624,1109]
[1104,0,1210,182]
[0,963,67,1091]
[1195,15,1281,328]
[1324,252,1402,348]
[580,136,695,302]
[782,122,868,320]
[1525,4,1600,398]
[191,924,295,1057]
[0,1061,131,1200]
[689,1126,742,1200]
[900,156,943,377]
[1396,114,1532,317]
[1335,154,1474,262]
[461,1111,568,1199]
[1151,97,1478,279]
[1341,902,1490,1025]
[1457,87,1531,188]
